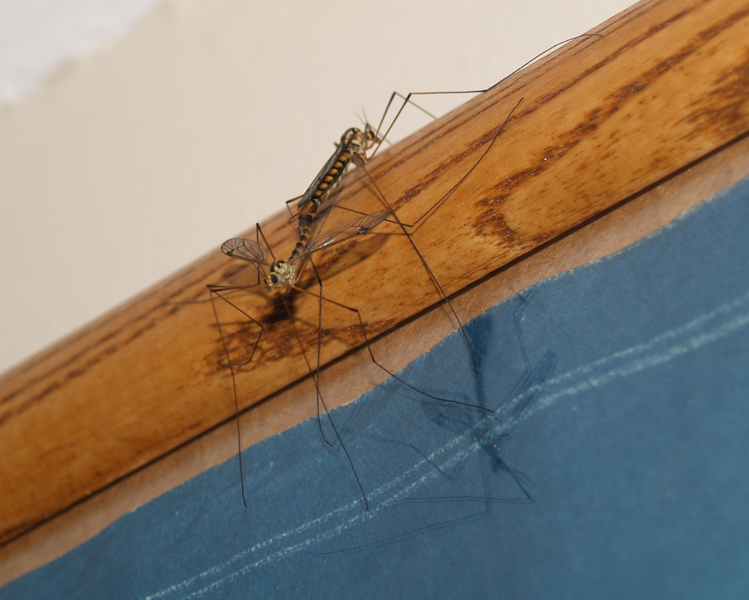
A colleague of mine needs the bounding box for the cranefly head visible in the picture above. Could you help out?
[264,259,295,289]
[340,123,379,163]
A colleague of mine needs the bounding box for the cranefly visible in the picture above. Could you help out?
[210,32,602,511]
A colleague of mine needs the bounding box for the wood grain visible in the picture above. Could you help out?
[4,118,749,590]
[2,0,749,545]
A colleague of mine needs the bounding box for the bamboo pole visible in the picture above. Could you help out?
[2,0,749,545]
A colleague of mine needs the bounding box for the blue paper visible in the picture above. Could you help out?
[4,176,749,599]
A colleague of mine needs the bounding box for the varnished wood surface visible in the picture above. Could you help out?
[2,0,749,546]
[3,118,749,591]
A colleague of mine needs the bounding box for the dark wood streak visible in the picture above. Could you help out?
[468,7,749,244]
[3,0,749,546]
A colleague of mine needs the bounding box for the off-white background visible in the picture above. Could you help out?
[0,0,635,374]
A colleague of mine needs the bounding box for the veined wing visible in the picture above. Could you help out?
[306,211,389,253]
[221,238,270,265]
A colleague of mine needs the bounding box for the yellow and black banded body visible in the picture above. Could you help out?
[242,124,381,291]
[287,124,378,265]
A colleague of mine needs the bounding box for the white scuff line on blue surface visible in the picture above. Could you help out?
[144,280,749,599]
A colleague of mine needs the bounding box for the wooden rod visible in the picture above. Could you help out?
[2,0,749,545]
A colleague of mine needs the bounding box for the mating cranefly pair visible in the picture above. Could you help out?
[209,35,598,511]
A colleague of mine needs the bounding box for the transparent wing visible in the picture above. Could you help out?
[307,211,389,253]
[220,238,269,265]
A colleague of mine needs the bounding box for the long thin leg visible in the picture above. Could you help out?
[282,290,334,447]
[371,33,601,157]
[283,193,306,219]
[291,281,492,414]
[297,99,521,378]
[359,160,481,370]
[208,283,264,508]
[314,91,523,375]
[344,96,524,231]
[403,96,523,231]
[283,275,370,511]
[306,35,602,231]
[212,92,520,510]
[351,92,523,375]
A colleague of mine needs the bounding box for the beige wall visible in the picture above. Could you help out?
[0,0,635,373]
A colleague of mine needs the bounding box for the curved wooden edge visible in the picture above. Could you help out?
[2,0,749,547]
[3,121,749,590]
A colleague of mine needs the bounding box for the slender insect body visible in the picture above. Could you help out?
[286,213,314,266]
[261,124,380,289]
[292,124,379,222]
